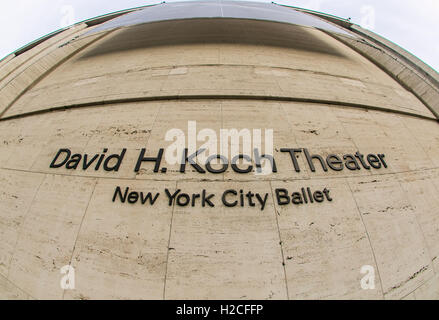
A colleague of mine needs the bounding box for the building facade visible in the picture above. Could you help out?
[0,1,438,299]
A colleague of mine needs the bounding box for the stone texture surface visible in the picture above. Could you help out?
[2,20,433,119]
[7,175,96,299]
[0,170,45,277]
[348,174,434,299]
[0,16,438,300]
[273,178,383,300]
[330,32,439,119]
[64,179,174,300]
[0,274,33,300]
[165,181,287,300]
[0,25,106,117]
[0,24,87,86]
[412,274,439,300]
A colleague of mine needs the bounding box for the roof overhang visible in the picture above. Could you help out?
[85,0,352,36]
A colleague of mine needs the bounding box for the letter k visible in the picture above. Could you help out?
[202,190,215,207]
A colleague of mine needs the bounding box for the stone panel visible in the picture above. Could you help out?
[399,171,439,273]
[413,274,439,300]
[348,175,434,299]
[7,174,96,299]
[0,274,32,300]
[65,179,174,300]
[0,170,45,277]
[165,181,287,300]
[273,178,383,299]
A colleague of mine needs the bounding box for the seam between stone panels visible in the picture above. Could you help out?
[26,99,107,172]
[334,108,386,298]
[220,101,225,183]
[62,178,98,300]
[346,179,385,299]
[6,173,46,279]
[162,180,177,300]
[269,180,290,300]
[350,110,407,299]
[397,112,439,258]
[1,166,438,183]
[0,273,37,300]
[279,102,312,176]
[400,271,437,300]
[23,63,406,92]
[0,30,115,119]
[82,108,110,152]
[273,72,286,94]
[395,113,438,274]
[134,103,163,181]
[395,176,437,275]
[0,95,437,123]
[417,175,439,274]
[372,111,437,276]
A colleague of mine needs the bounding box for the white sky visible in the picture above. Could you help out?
[1,0,438,72]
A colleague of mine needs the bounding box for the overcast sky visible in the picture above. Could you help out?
[1,0,438,72]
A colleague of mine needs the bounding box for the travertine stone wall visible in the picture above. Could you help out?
[0,18,438,300]
[0,55,14,71]
[0,24,87,84]
[327,31,439,119]
[0,24,110,117]
[1,20,434,120]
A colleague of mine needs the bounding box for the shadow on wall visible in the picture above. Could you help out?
[79,18,347,59]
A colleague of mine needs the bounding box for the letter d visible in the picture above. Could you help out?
[50,149,71,168]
